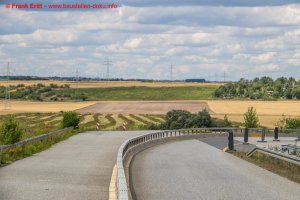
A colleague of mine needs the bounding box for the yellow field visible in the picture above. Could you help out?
[0,100,96,115]
[0,80,222,88]
[205,100,300,127]
[1,99,298,127]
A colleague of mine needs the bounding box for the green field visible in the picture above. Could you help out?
[56,86,216,101]
[0,85,217,101]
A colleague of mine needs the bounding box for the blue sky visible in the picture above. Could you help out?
[1,0,300,80]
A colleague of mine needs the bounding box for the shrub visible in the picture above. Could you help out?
[0,117,24,145]
[165,110,193,129]
[277,116,300,129]
[193,110,212,127]
[148,109,214,130]
[244,106,259,128]
[223,115,232,127]
[61,111,80,129]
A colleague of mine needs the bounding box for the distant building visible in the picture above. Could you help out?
[185,79,206,83]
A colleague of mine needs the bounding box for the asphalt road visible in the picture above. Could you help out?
[0,131,151,200]
[131,139,300,200]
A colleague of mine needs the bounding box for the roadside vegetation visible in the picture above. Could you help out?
[276,116,300,129]
[0,112,165,166]
[0,129,77,166]
[148,109,238,130]
[0,113,165,142]
[214,76,300,100]
[234,151,300,184]
[244,106,260,128]
[0,117,24,145]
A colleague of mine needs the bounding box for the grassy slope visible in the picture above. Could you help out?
[56,86,217,100]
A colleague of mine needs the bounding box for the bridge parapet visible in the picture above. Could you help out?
[115,127,300,199]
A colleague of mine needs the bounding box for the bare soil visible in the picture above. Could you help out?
[76,101,211,114]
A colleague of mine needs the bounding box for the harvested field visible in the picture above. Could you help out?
[205,100,300,116]
[211,114,284,128]
[76,101,210,114]
[0,80,222,88]
[1,100,298,128]
[0,100,96,115]
[206,100,300,128]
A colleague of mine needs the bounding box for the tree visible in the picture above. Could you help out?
[193,109,212,127]
[244,107,259,128]
[0,117,24,145]
[61,111,80,129]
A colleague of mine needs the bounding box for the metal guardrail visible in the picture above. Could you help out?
[0,127,73,151]
[247,146,300,166]
[115,128,232,200]
[115,127,300,200]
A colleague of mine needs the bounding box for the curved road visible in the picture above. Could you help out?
[0,131,151,200]
[131,140,300,200]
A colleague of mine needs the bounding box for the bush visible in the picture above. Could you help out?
[61,111,80,129]
[277,116,300,129]
[0,117,24,145]
[192,110,212,127]
[223,115,232,127]
[244,107,259,128]
[148,109,214,130]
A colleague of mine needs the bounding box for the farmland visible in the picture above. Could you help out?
[0,112,165,143]
[206,100,300,128]
[0,100,96,115]
[0,83,217,101]
[0,80,222,88]
[0,79,299,128]
[1,100,300,128]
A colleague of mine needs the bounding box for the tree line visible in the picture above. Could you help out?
[214,77,300,100]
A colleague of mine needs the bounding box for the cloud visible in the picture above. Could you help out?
[123,37,143,49]
[1,3,300,80]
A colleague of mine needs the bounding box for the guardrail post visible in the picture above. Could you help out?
[243,128,249,144]
[273,127,280,141]
[257,128,267,142]
[227,130,235,152]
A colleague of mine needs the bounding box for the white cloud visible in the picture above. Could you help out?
[250,52,276,63]
[123,37,143,49]
[1,4,300,80]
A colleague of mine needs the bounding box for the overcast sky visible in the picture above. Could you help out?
[1,0,300,80]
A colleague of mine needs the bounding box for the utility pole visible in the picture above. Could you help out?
[223,71,226,83]
[74,68,79,101]
[4,62,11,110]
[103,57,113,81]
[170,63,173,82]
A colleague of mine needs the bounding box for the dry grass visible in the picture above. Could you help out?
[0,80,222,88]
[206,100,300,128]
[234,151,300,184]
[0,100,96,115]
[80,114,94,125]
[205,100,300,115]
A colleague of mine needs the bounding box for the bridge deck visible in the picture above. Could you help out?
[131,139,300,200]
[0,131,150,200]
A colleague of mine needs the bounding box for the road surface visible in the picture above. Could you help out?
[131,139,300,200]
[0,131,151,200]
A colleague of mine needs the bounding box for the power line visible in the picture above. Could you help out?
[170,63,173,82]
[75,68,79,101]
[4,62,11,110]
[103,57,113,81]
